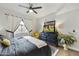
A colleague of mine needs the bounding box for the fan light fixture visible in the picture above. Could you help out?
[19,3,42,14]
[29,9,33,13]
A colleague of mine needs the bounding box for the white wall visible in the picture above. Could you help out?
[56,9,79,40]
[0,9,34,37]
[56,9,79,51]
[35,14,55,32]
[35,9,79,40]
[35,8,79,51]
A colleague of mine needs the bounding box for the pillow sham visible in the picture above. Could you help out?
[0,35,10,47]
[1,38,10,47]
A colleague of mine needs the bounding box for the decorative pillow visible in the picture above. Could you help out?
[32,32,40,39]
[0,38,10,47]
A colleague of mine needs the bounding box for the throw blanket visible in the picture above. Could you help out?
[23,36,47,48]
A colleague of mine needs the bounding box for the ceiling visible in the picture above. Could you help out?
[0,3,79,19]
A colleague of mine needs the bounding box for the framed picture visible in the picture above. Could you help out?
[43,20,56,32]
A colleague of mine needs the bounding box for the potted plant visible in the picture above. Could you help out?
[58,32,77,50]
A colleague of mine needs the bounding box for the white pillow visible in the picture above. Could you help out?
[23,36,47,48]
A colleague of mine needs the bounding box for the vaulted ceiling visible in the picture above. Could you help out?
[0,3,79,19]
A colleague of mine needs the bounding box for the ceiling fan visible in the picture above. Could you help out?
[19,3,42,14]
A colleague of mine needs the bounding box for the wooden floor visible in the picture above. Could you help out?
[57,47,79,56]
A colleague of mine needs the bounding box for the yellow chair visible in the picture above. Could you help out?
[32,32,40,39]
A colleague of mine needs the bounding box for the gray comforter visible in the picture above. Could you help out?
[0,37,37,56]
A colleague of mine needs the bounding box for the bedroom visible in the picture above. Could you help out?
[0,2,79,56]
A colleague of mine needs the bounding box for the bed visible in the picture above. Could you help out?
[0,36,51,56]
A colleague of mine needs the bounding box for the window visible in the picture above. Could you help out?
[14,20,29,37]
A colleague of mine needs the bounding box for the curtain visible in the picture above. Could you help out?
[6,15,21,32]
[6,15,21,38]
[0,13,8,37]
[23,19,32,32]
[0,14,21,38]
[14,19,32,37]
[0,13,32,38]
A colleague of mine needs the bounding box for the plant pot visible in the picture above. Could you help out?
[63,44,68,50]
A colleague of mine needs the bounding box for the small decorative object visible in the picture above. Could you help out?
[59,38,68,50]
[73,29,75,33]
[58,32,77,50]
[63,44,68,50]
[32,32,40,39]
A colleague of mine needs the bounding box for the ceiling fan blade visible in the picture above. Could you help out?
[32,7,42,9]
[26,10,29,13]
[32,9,37,14]
[19,5,29,9]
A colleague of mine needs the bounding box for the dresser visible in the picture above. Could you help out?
[40,32,58,46]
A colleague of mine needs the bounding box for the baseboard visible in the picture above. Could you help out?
[53,49,59,56]
[68,41,79,52]
[68,47,79,52]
